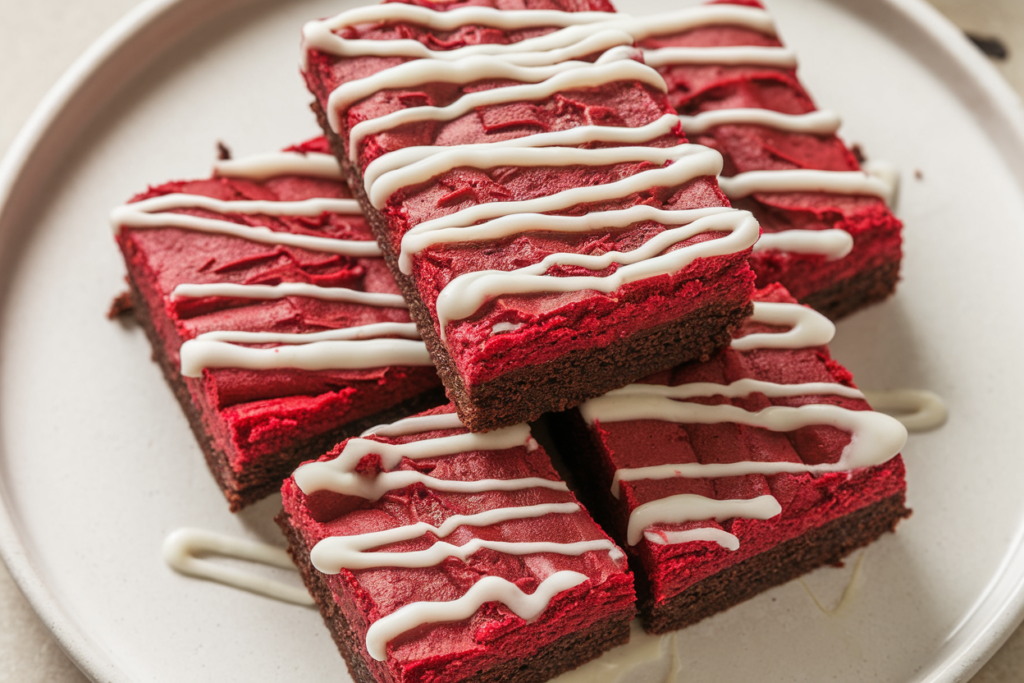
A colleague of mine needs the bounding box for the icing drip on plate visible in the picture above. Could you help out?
[579,302,908,548]
[292,412,620,662]
[863,389,948,432]
[162,529,313,606]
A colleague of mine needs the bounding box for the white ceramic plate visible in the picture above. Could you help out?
[2,0,1023,681]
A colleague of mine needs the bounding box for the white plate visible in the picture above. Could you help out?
[1,0,1023,681]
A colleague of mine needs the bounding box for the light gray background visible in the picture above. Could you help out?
[0,1,1019,681]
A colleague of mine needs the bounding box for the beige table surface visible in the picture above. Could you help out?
[0,1,1021,681]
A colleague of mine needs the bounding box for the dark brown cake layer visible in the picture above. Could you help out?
[126,276,445,510]
[637,492,911,634]
[277,509,634,683]
[315,101,752,431]
[800,260,901,321]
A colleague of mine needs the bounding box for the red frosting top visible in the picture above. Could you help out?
[639,0,902,301]
[581,284,906,602]
[303,0,755,386]
[115,138,440,470]
[281,403,633,682]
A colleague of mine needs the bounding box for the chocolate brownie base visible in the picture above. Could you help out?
[276,510,635,683]
[637,492,911,634]
[124,277,446,511]
[314,101,752,432]
[800,260,900,321]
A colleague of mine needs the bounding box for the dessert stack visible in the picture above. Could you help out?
[112,1,912,681]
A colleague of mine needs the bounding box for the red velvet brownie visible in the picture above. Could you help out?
[276,404,635,683]
[113,138,444,510]
[300,0,760,431]
[628,0,902,319]
[552,283,909,632]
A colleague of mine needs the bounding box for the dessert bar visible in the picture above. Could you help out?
[552,283,909,632]
[630,0,903,318]
[113,138,444,510]
[277,405,635,683]
[301,0,760,431]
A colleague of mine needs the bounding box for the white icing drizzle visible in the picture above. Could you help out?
[162,528,313,606]
[643,46,796,69]
[363,113,681,208]
[602,378,864,402]
[436,209,758,340]
[292,422,559,499]
[644,527,740,552]
[180,338,431,378]
[302,4,776,67]
[111,195,378,257]
[731,301,835,351]
[678,108,841,136]
[195,322,420,345]
[344,58,667,157]
[627,495,781,546]
[586,394,906,496]
[579,300,906,548]
[372,141,696,209]
[718,169,894,205]
[862,159,902,209]
[360,411,465,438]
[862,389,948,433]
[330,42,632,117]
[214,151,343,181]
[294,413,616,662]
[169,282,407,307]
[309,502,620,572]
[364,571,589,661]
[754,229,854,261]
[397,146,727,273]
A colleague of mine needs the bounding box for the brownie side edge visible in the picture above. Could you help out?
[122,271,446,511]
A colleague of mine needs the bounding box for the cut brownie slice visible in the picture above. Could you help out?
[301,0,760,431]
[629,0,902,318]
[276,404,635,683]
[113,138,444,510]
[551,283,909,632]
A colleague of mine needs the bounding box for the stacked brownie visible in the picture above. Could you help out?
[113,137,444,509]
[301,0,761,430]
[630,0,903,318]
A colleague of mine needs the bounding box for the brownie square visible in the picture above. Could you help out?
[113,138,444,510]
[300,0,759,430]
[552,283,910,632]
[277,404,635,683]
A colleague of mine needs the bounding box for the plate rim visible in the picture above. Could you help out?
[1,0,1022,681]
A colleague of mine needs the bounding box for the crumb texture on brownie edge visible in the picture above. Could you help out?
[111,141,444,508]
[279,405,634,681]
[555,284,908,628]
[302,1,763,431]
[638,0,903,317]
